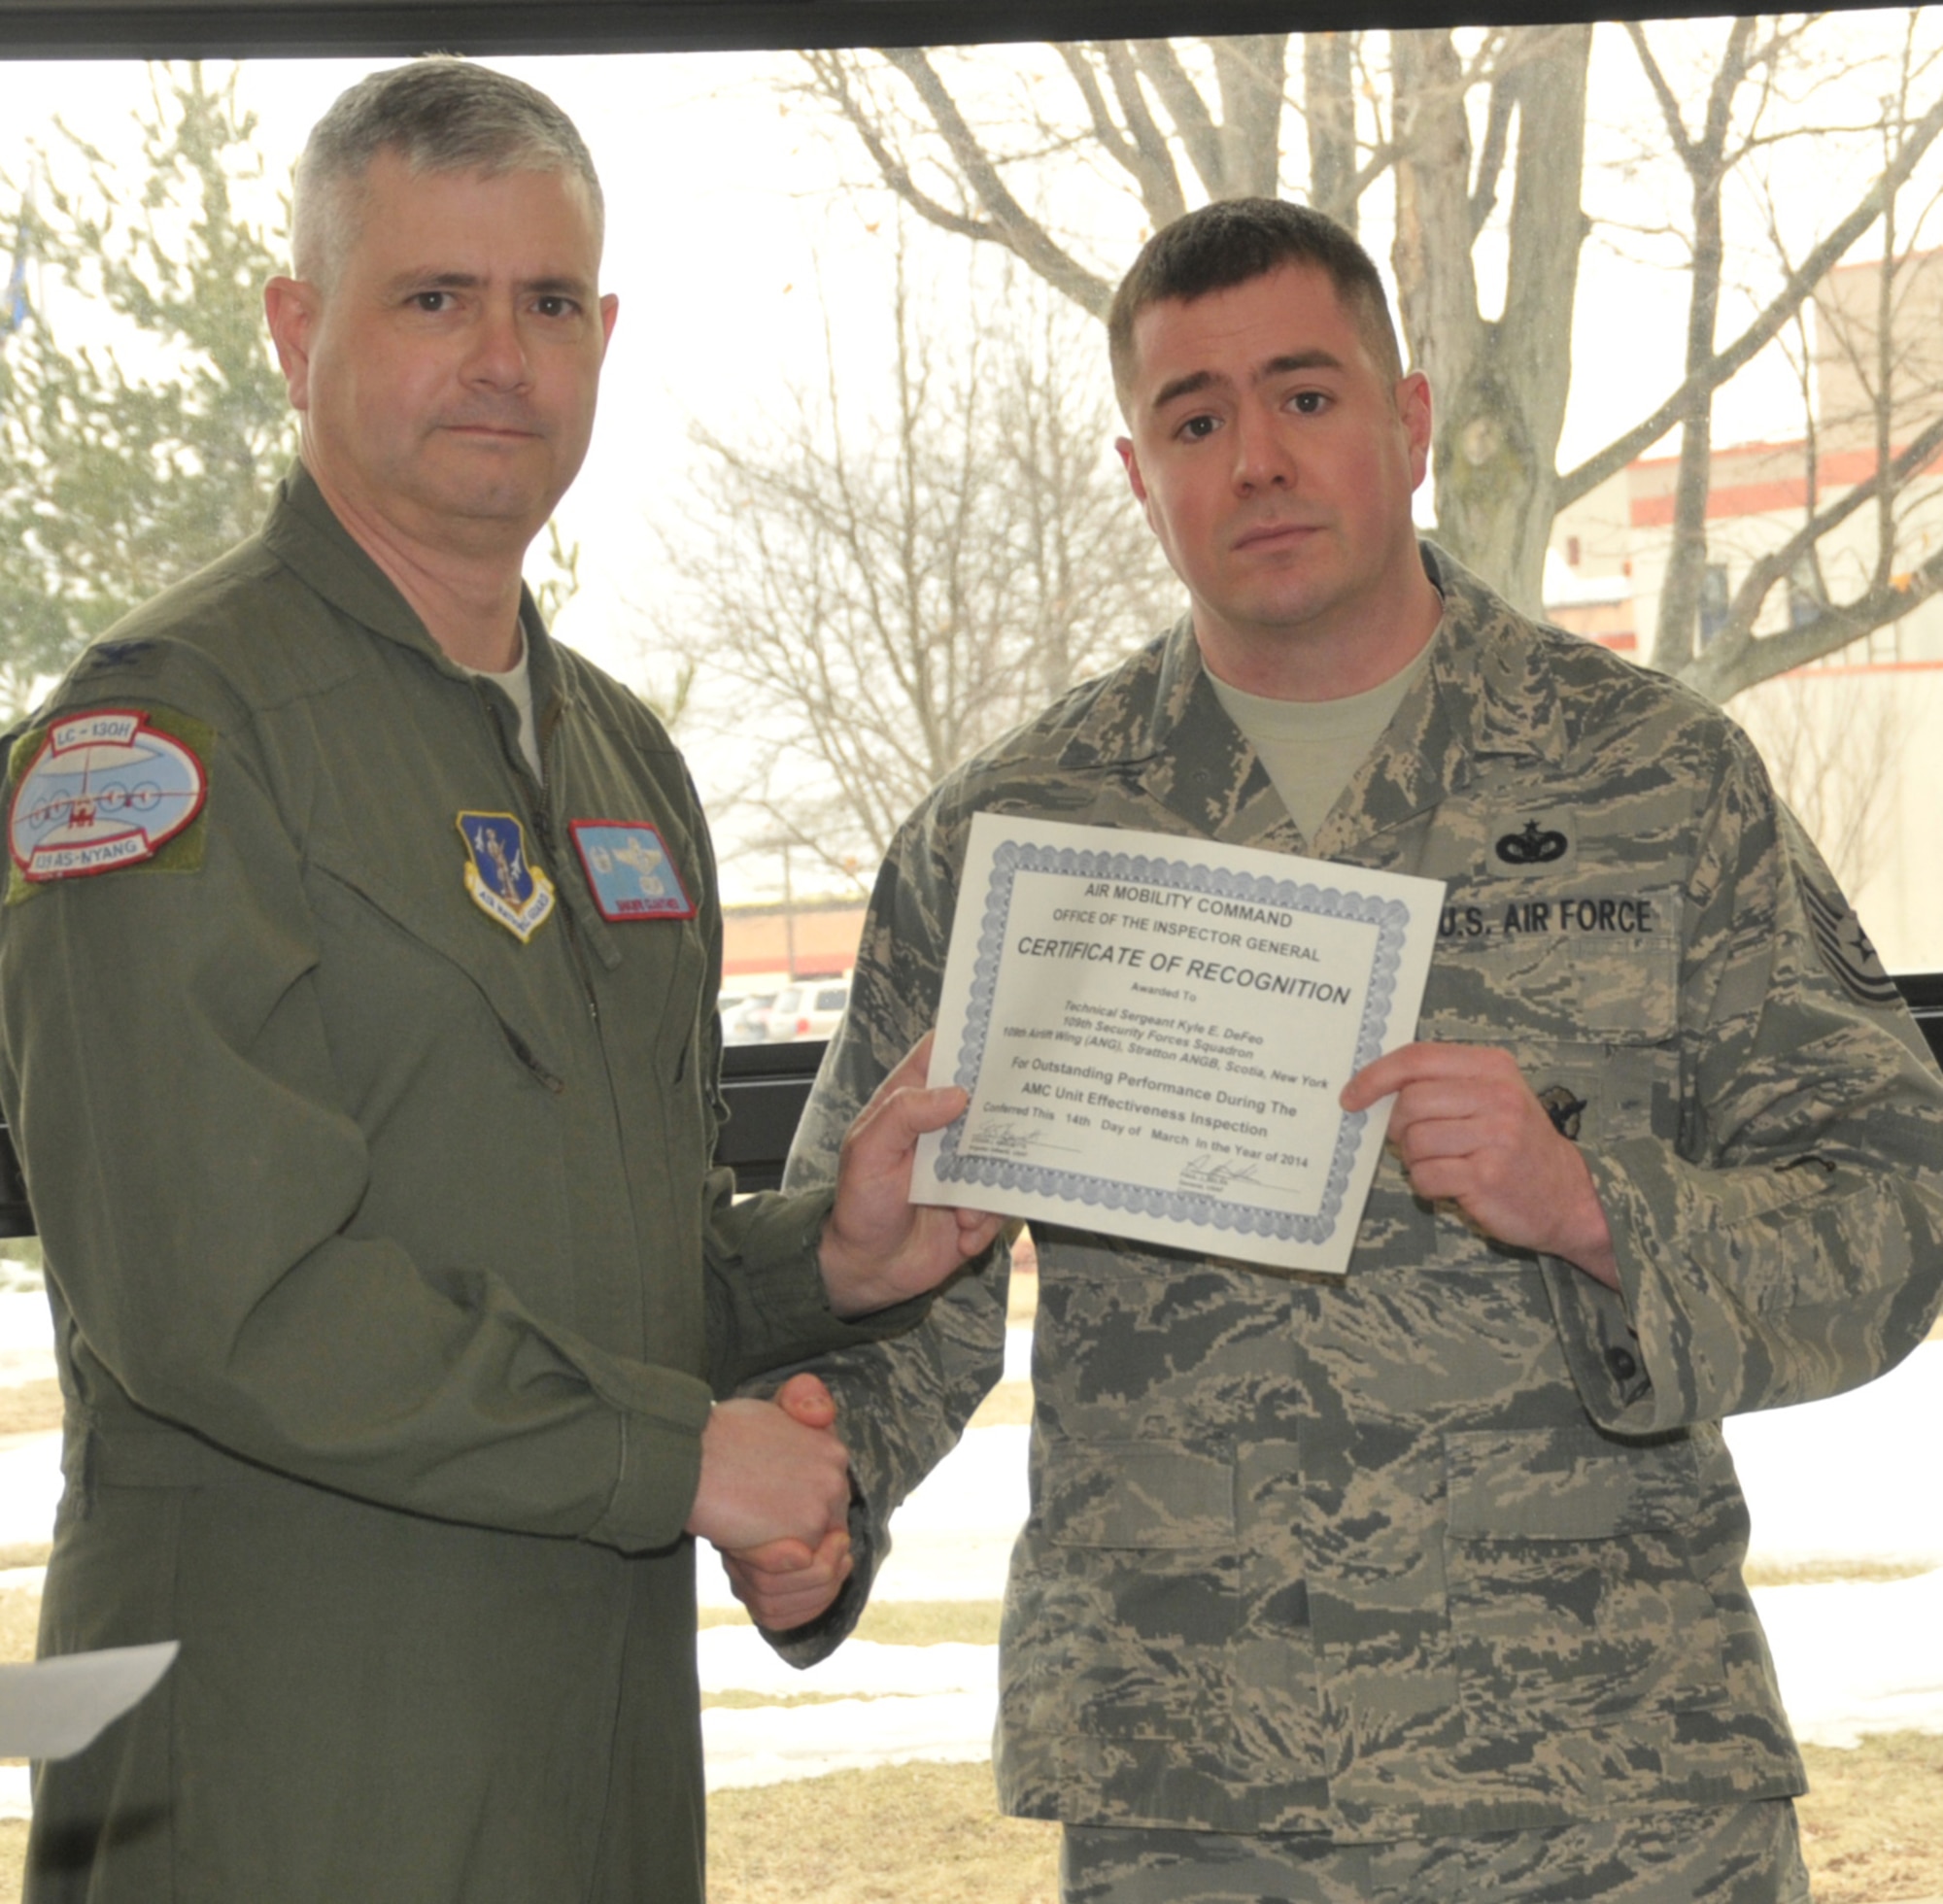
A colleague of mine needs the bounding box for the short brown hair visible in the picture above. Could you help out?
[1108,199,1404,410]
[293,57,603,289]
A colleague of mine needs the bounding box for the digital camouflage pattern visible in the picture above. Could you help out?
[778,546,1943,1844]
[1060,1800,1808,1903]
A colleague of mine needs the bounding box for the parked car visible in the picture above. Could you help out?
[721,991,781,1045]
[763,976,851,1041]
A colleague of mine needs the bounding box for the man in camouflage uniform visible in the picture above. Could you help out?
[734,201,1943,1899]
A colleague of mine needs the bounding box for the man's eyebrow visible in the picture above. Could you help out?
[1261,350,1345,377]
[382,270,594,297]
[1150,369,1221,412]
[1149,349,1346,414]
[384,269,482,296]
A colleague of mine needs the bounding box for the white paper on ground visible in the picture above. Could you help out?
[0,1641,178,1758]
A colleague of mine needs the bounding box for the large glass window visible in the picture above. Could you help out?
[5,23,1943,975]
[0,22,1937,1896]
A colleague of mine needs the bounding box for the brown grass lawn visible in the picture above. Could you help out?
[0,1723,1929,1902]
[708,1744,1943,1904]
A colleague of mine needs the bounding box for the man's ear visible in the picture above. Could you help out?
[1396,370,1433,490]
[1116,436,1149,505]
[263,278,320,414]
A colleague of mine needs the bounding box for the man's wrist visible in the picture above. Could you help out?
[816,1216,882,1318]
[1551,1158,1621,1289]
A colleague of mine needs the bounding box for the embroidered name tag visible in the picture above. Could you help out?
[569,821,695,921]
[457,811,555,941]
[8,707,208,885]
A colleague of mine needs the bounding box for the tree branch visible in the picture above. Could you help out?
[1096,42,1188,228]
[1131,38,1228,200]
[881,47,1113,318]
[1559,70,1943,508]
[801,51,991,247]
[1469,74,1515,238]
[1685,546,1943,702]
[1710,407,1943,678]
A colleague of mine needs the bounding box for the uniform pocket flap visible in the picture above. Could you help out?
[1445,1426,1700,1541]
[1043,1439,1237,1549]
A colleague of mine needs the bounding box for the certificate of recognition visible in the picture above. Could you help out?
[912,814,1444,1275]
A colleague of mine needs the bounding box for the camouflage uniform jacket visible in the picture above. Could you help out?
[780,546,1943,1845]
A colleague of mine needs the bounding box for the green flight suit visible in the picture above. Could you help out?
[776,548,1943,1851]
[0,469,910,1903]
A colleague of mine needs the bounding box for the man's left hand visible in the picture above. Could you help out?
[820,1034,1005,1317]
[1341,1041,1619,1288]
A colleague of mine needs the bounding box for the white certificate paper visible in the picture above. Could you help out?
[913,815,1444,1275]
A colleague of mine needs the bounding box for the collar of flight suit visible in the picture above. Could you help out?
[258,461,572,740]
[1053,540,1574,849]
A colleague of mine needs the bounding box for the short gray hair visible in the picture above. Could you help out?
[292,57,604,286]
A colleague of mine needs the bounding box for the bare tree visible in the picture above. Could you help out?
[656,251,1179,876]
[1730,667,1906,901]
[795,19,1943,702]
[1672,19,1943,699]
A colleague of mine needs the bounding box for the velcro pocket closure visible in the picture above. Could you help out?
[1447,1424,1700,1540]
[1043,1439,1238,1549]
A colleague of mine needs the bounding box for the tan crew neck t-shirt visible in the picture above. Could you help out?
[1206,642,1434,842]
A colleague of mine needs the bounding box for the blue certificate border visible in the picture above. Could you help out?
[934,837,1414,1246]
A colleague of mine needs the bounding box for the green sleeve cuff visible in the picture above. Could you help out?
[707,1186,934,1395]
[578,1361,715,1553]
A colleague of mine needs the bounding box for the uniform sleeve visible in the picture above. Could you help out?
[680,770,920,1399]
[0,668,875,1556]
[1546,736,1943,1436]
[757,803,1011,1664]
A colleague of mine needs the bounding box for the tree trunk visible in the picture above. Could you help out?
[1304,33,1358,228]
[1392,26,1590,614]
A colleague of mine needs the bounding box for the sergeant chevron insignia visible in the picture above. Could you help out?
[1801,881,1899,1007]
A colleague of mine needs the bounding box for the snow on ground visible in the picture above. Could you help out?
[0,1302,1934,1795]
[0,1435,60,1551]
[1723,1342,1943,1568]
[1756,1567,1943,1748]
[0,1290,54,1391]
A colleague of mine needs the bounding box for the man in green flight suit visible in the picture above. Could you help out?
[728,201,1943,1899]
[0,58,999,1904]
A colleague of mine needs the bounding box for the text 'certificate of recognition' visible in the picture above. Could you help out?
[912,814,1444,1276]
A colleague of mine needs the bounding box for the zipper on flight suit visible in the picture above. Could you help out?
[477,672,602,1028]
[528,795,600,1025]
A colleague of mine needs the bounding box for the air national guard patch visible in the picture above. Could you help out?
[7,707,208,887]
[569,820,695,921]
[457,811,555,942]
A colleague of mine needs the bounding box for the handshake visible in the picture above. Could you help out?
[684,1371,856,1632]
[682,1036,1001,1632]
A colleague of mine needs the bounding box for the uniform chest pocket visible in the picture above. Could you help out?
[1426,884,1682,1044]
[1422,890,1682,1173]
[1443,1426,1727,1737]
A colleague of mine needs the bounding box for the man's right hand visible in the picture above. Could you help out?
[683,1377,851,1553]
[719,1373,856,1631]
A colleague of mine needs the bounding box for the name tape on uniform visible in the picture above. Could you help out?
[569,821,694,922]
